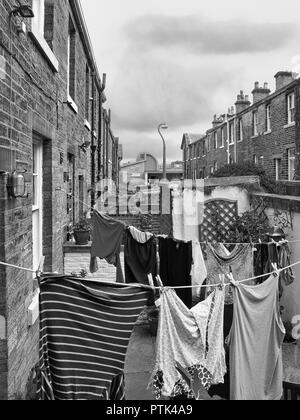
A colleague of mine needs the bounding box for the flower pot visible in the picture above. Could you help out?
[73,230,90,246]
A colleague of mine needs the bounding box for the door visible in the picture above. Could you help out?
[32,140,43,271]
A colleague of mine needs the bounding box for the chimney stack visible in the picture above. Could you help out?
[235,90,251,114]
[252,81,271,104]
[274,71,298,91]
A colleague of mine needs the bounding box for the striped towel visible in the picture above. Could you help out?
[37,276,151,400]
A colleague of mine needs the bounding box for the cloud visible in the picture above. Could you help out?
[125,15,297,55]
[109,51,236,134]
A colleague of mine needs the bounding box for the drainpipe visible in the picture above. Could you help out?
[98,74,106,183]
[91,73,96,209]
[295,80,300,180]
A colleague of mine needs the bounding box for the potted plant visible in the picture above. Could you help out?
[72,219,91,245]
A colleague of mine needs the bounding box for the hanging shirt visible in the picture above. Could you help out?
[128,226,153,244]
[37,275,151,400]
[149,288,226,400]
[228,274,286,401]
[124,230,157,286]
[206,243,254,305]
[90,211,126,283]
[191,241,207,300]
[159,237,193,309]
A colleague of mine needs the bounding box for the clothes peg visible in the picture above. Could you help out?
[227,272,237,287]
[156,275,164,288]
[271,263,280,277]
[148,274,154,288]
[219,274,225,290]
[36,256,45,280]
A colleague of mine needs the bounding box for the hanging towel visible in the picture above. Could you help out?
[228,274,285,400]
[159,237,193,309]
[206,243,254,305]
[90,211,126,283]
[37,275,151,400]
[191,241,207,300]
[124,230,157,286]
[128,226,153,244]
[149,288,226,400]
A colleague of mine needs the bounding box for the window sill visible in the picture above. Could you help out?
[219,146,225,149]
[251,135,259,139]
[284,122,295,129]
[264,130,272,135]
[29,25,59,73]
[237,140,243,143]
[228,142,235,146]
[67,96,78,114]
[84,120,91,131]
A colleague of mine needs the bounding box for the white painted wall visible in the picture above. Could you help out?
[172,186,251,242]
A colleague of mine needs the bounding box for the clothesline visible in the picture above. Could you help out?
[0,259,299,290]
[57,188,300,246]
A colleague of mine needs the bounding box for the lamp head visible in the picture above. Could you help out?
[11,5,35,18]
[159,123,168,130]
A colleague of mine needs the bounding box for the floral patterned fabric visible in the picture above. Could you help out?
[149,288,226,399]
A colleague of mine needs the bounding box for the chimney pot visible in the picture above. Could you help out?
[255,82,260,89]
[264,82,268,89]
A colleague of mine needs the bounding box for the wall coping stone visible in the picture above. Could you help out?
[253,192,300,213]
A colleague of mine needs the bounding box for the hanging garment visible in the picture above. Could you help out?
[254,243,270,283]
[278,243,294,288]
[90,211,125,283]
[191,241,207,300]
[128,226,153,244]
[206,243,254,305]
[228,274,286,401]
[37,276,151,400]
[159,237,193,309]
[149,288,226,400]
[124,230,157,286]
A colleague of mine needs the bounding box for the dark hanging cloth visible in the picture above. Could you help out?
[37,275,151,400]
[90,210,125,283]
[124,230,157,286]
[159,237,193,309]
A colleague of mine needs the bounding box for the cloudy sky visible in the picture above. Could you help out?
[80,0,300,164]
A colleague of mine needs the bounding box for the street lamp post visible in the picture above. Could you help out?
[158,123,168,183]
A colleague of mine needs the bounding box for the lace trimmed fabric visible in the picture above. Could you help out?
[149,288,226,399]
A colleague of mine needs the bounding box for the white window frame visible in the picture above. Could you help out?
[253,155,258,165]
[288,148,296,181]
[214,132,218,149]
[229,122,234,145]
[32,140,43,272]
[207,136,211,152]
[253,111,258,136]
[266,104,271,132]
[238,118,243,142]
[275,159,280,181]
[220,127,225,148]
[214,161,218,172]
[287,93,295,125]
[30,0,58,72]
[32,0,45,35]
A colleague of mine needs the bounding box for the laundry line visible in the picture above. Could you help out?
[0,259,299,290]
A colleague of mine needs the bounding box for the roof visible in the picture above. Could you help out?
[121,160,147,169]
[181,133,205,149]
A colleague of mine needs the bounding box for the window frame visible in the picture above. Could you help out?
[288,148,296,181]
[252,110,258,137]
[287,93,295,125]
[266,104,271,132]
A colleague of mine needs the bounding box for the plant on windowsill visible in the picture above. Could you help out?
[72,219,91,246]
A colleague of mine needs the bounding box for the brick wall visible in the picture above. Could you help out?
[0,0,120,399]
[184,76,299,182]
